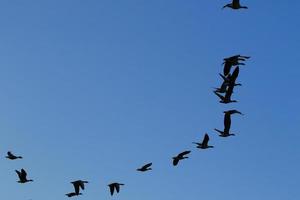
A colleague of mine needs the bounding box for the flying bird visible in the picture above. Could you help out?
[223,0,248,10]
[193,133,214,149]
[108,182,124,196]
[15,169,33,183]
[223,55,249,76]
[6,151,22,160]
[137,163,152,172]
[214,84,237,104]
[214,112,235,137]
[172,151,191,166]
[71,180,88,195]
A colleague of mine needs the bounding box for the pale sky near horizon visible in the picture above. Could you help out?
[0,1,299,200]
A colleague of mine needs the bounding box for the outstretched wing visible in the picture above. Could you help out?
[143,163,152,169]
[15,170,22,179]
[202,134,209,146]
[178,151,191,157]
[214,91,225,101]
[21,169,27,179]
[109,185,114,196]
[7,151,14,157]
[115,184,120,193]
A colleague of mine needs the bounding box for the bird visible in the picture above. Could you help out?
[108,182,124,196]
[193,133,214,149]
[15,169,33,183]
[6,151,22,160]
[172,151,191,166]
[65,192,82,197]
[71,180,88,195]
[137,163,152,172]
[222,55,249,76]
[214,111,235,137]
[214,72,241,93]
[223,0,248,10]
[214,84,237,104]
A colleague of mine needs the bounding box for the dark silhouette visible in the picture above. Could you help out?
[172,151,191,166]
[15,169,33,183]
[193,133,214,149]
[66,192,82,197]
[223,55,249,76]
[71,180,88,195]
[6,151,22,160]
[108,182,124,196]
[214,111,236,137]
[214,72,241,93]
[224,109,243,115]
[137,163,152,172]
[214,84,237,103]
[223,0,248,10]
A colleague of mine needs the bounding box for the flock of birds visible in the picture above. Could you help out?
[5,0,250,199]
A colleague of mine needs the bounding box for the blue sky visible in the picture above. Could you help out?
[1,1,300,199]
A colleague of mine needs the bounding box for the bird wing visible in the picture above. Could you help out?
[109,184,114,195]
[214,91,225,101]
[115,184,120,193]
[79,181,85,190]
[178,151,191,157]
[202,134,209,146]
[225,85,234,100]
[21,169,27,179]
[223,62,232,76]
[230,67,239,83]
[15,170,22,179]
[224,113,231,133]
[73,182,80,194]
[233,0,240,6]
[7,151,14,157]
[143,163,152,169]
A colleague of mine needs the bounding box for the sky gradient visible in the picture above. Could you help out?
[1,1,300,200]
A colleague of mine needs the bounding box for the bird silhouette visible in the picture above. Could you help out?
[108,182,124,196]
[65,192,82,197]
[222,55,249,76]
[6,151,22,160]
[15,169,33,183]
[223,0,248,10]
[214,84,237,104]
[214,72,241,93]
[214,112,235,137]
[71,180,88,195]
[193,133,214,149]
[172,151,191,166]
[137,163,152,172]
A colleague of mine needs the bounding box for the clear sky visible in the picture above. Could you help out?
[1,1,300,200]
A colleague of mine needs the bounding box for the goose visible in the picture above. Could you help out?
[193,133,214,149]
[108,182,124,196]
[137,163,152,172]
[6,151,22,160]
[66,192,82,197]
[214,84,237,104]
[214,112,235,137]
[172,151,191,166]
[223,0,248,10]
[71,180,88,195]
[214,72,241,93]
[15,169,33,183]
